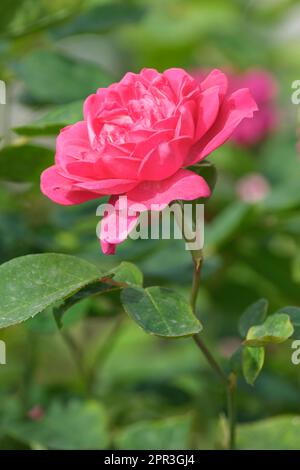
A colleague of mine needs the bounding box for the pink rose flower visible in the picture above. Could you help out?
[236,173,270,203]
[41,68,257,254]
[229,70,278,147]
[27,405,44,421]
[194,69,278,147]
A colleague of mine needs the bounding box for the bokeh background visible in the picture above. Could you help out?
[1,0,300,450]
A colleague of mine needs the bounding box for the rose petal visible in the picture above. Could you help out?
[140,68,162,84]
[41,166,98,205]
[65,161,110,180]
[99,195,139,254]
[199,69,228,98]
[75,178,138,195]
[175,100,196,139]
[55,121,90,168]
[186,88,258,165]
[194,86,221,143]
[124,168,211,210]
[163,68,199,101]
[101,240,116,255]
[66,155,140,181]
[101,155,140,179]
[133,129,174,159]
[138,136,191,181]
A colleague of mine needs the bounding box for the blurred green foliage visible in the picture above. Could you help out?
[1,0,300,450]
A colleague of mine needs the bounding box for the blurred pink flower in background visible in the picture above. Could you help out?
[236,173,270,203]
[194,69,278,147]
[27,405,44,421]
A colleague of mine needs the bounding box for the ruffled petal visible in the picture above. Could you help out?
[74,178,138,195]
[124,168,211,210]
[133,129,174,159]
[175,100,196,139]
[40,165,98,205]
[163,68,199,102]
[66,155,140,181]
[55,121,91,168]
[199,69,228,98]
[186,88,258,165]
[140,68,162,84]
[193,86,221,143]
[99,195,139,255]
[138,136,191,181]
[65,161,110,181]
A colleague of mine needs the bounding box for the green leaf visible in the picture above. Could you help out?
[115,415,192,450]
[14,100,83,136]
[0,144,53,183]
[206,202,252,251]
[238,298,269,338]
[1,0,84,38]
[53,2,145,38]
[6,401,108,450]
[191,161,217,195]
[237,415,300,450]
[53,279,116,323]
[242,346,265,385]
[262,181,300,212]
[229,346,243,375]
[0,0,25,35]
[245,313,294,347]
[121,286,202,337]
[109,261,143,287]
[13,50,112,104]
[60,298,93,328]
[0,253,104,329]
[53,262,143,324]
[188,161,217,212]
[276,306,300,338]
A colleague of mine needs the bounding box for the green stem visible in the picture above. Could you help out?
[190,259,202,313]
[86,314,124,390]
[227,372,236,450]
[53,311,88,394]
[61,329,86,379]
[189,255,236,450]
[193,333,227,385]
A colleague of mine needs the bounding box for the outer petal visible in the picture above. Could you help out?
[40,166,98,205]
[186,88,258,165]
[74,178,138,195]
[99,195,139,255]
[55,121,91,169]
[124,168,211,210]
[101,240,116,255]
[66,155,140,181]
[199,69,228,98]
[193,86,221,144]
[83,93,102,121]
[163,68,199,101]
[65,161,110,180]
[113,72,140,104]
[140,67,162,84]
[83,91,117,148]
